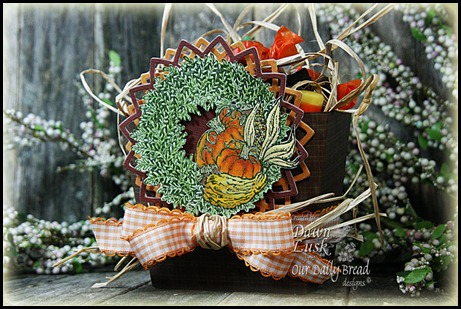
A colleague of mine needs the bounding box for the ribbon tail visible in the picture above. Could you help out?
[91,219,134,256]
[290,252,340,284]
[236,251,339,285]
[236,252,295,280]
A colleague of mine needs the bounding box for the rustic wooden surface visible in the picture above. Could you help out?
[2,3,456,221]
[2,3,262,222]
[3,269,457,306]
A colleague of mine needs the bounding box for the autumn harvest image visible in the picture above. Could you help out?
[3,3,458,306]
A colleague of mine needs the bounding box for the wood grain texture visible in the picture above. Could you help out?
[3,269,457,306]
[4,4,98,222]
[3,3,454,222]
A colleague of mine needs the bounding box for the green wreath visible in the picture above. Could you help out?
[131,55,297,217]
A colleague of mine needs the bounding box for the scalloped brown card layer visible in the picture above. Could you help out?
[119,36,314,217]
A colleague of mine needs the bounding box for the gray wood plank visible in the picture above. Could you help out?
[216,279,349,306]
[3,270,151,306]
[100,285,231,306]
[3,271,347,306]
[3,273,70,291]
[4,270,458,306]
[3,270,232,306]
[3,3,103,222]
[3,4,21,210]
[3,274,71,305]
[347,274,458,306]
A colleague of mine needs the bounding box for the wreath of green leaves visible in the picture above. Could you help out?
[131,55,290,217]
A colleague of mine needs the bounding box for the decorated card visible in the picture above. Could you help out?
[51,3,393,288]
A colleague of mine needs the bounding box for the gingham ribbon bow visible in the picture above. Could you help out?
[91,203,339,284]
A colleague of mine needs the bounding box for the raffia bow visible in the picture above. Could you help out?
[90,203,340,284]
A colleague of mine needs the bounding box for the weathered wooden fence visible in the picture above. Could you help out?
[3,3,457,222]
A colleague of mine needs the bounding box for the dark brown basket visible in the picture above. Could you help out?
[292,111,352,210]
[120,37,352,292]
[147,111,349,292]
[149,248,319,293]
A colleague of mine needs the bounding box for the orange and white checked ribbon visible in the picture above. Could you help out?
[90,203,340,284]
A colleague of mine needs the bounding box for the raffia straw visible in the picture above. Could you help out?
[307,4,325,52]
[352,74,384,246]
[324,62,339,112]
[291,79,322,94]
[205,3,241,43]
[115,76,142,113]
[294,211,387,243]
[114,75,149,156]
[331,3,381,43]
[294,5,302,37]
[114,256,129,272]
[275,51,334,72]
[243,3,303,36]
[336,4,394,42]
[328,77,373,113]
[196,29,229,42]
[52,246,100,268]
[293,2,303,36]
[314,4,394,57]
[268,193,336,214]
[80,69,131,157]
[92,258,140,288]
[235,3,304,69]
[160,3,173,59]
[237,21,280,32]
[117,111,127,157]
[240,3,290,39]
[268,165,364,214]
[301,10,384,247]
[305,35,382,248]
[351,203,360,240]
[80,68,146,159]
[233,3,254,31]
[288,4,393,76]
[299,186,373,233]
[327,212,387,232]
[80,69,125,116]
[275,53,309,68]
[79,66,143,161]
[322,39,367,112]
[343,165,363,197]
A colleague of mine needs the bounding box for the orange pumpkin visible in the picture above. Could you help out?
[195,130,218,167]
[219,107,242,127]
[195,108,244,167]
[216,147,262,179]
[195,125,244,167]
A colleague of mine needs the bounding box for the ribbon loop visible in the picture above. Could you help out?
[90,204,341,284]
[194,214,229,250]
